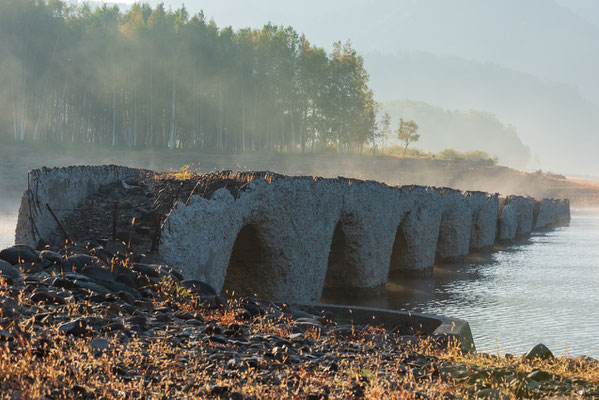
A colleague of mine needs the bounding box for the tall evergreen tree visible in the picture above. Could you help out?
[0,1,378,153]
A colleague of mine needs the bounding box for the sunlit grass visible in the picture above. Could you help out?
[2,275,598,399]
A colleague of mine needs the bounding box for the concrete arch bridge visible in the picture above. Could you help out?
[16,167,570,304]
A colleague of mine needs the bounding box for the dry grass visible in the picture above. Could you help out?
[2,276,599,400]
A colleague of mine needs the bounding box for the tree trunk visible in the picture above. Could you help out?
[241,84,246,152]
[311,103,316,152]
[168,49,177,150]
[132,74,137,147]
[148,54,153,147]
[112,64,117,147]
[281,111,285,152]
[290,110,295,153]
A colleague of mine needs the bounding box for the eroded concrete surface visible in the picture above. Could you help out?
[15,166,571,303]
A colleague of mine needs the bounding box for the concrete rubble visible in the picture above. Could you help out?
[15,166,571,303]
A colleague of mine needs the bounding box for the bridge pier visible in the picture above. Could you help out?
[469,192,499,251]
[497,195,535,241]
[436,189,473,263]
[388,186,442,277]
[323,182,406,295]
[534,198,571,229]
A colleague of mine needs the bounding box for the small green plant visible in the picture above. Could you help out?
[173,164,192,180]
[158,276,192,299]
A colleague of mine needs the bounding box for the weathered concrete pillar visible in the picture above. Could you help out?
[235,177,343,303]
[534,199,571,229]
[388,186,442,276]
[513,196,535,236]
[469,192,499,251]
[160,188,244,292]
[497,197,517,242]
[323,180,408,293]
[436,188,473,263]
[497,195,535,241]
[16,165,147,248]
[560,199,572,226]
[161,176,344,303]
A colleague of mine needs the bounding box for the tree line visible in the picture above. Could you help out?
[0,0,378,153]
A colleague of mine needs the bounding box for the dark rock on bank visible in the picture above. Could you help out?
[0,260,20,279]
[524,343,554,360]
[180,279,217,296]
[0,245,39,265]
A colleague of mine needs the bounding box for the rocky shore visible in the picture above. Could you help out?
[1,242,599,399]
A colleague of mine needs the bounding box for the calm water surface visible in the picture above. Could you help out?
[0,212,16,250]
[325,211,599,357]
[1,210,598,356]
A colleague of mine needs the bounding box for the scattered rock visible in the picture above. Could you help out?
[0,245,39,265]
[59,318,90,336]
[179,279,216,296]
[527,369,552,382]
[524,343,554,360]
[30,290,66,305]
[67,254,105,272]
[132,263,162,278]
[0,260,21,279]
[475,388,509,400]
[0,330,14,341]
[0,274,14,285]
[90,337,109,352]
[118,291,136,305]
[74,280,111,296]
[39,250,62,265]
[81,265,114,282]
[64,272,89,281]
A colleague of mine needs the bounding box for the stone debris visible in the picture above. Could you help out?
[0,241,459,398]
[0,241,597,399]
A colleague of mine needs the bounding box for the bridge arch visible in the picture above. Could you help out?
[321,220,359,298]
[222,224,275,298]
[388,215,409,279]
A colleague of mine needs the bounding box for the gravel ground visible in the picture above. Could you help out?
[1,240,599,399]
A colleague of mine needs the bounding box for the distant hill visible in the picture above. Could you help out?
[380,99,530,168]
[556,0,599,27]
[177,0,599,106]
[365,51,599,173]
[156,0,599,174]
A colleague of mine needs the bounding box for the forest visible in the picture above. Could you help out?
[0,0,377,153]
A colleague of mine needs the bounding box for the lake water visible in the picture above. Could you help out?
[324,211,599,358]
[0,211,16,250]
[1,209,598,357]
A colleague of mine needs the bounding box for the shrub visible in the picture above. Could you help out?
[436,148,462,160]
[386,146,430,157]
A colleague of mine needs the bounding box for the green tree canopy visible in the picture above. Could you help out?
[0,0,377,153]
[396,118,420,154]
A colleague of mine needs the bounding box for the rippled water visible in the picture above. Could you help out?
[324,211,599,357]
[0,212,16,250]
[1,209,598,356]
